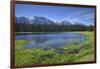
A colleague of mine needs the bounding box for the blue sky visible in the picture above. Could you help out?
[15,4,95,25]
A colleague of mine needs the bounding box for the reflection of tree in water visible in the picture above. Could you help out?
[33,35,49,44]
[17,33,86,49]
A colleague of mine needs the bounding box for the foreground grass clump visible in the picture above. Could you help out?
[15,32,94,67]
[15,48,56,66]
[61,32,94,62]
[15,47,76,66]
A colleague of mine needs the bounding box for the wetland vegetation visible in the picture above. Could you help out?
[15,32,94,67]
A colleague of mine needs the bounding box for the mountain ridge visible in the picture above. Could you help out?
[15,16,90,26]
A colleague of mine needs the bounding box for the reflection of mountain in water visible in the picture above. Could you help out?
[16,32,86,49]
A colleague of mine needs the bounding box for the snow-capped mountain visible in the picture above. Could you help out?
[15,16,55,25]
[30,16,55,25]
[60,20,72,25]
[15,17,30,24]
[15,16,85,26]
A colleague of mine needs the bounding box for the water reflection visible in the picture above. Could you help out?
[15,32,86,48]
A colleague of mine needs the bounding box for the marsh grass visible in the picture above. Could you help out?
[15,32,94,67]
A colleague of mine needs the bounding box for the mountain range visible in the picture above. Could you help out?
[15,16,85,26]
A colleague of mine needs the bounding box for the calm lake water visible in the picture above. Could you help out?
[15,32,86,49]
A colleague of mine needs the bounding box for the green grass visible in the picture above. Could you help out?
[61,32,94,62]
[15,32,95,67]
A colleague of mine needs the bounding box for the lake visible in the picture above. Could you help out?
[15,32,86,49]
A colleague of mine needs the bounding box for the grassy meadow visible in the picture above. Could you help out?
[15,32,95,67]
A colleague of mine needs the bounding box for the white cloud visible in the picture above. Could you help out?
[66,11,86,19]
[65,10,94,24]
[80,13,94,20]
